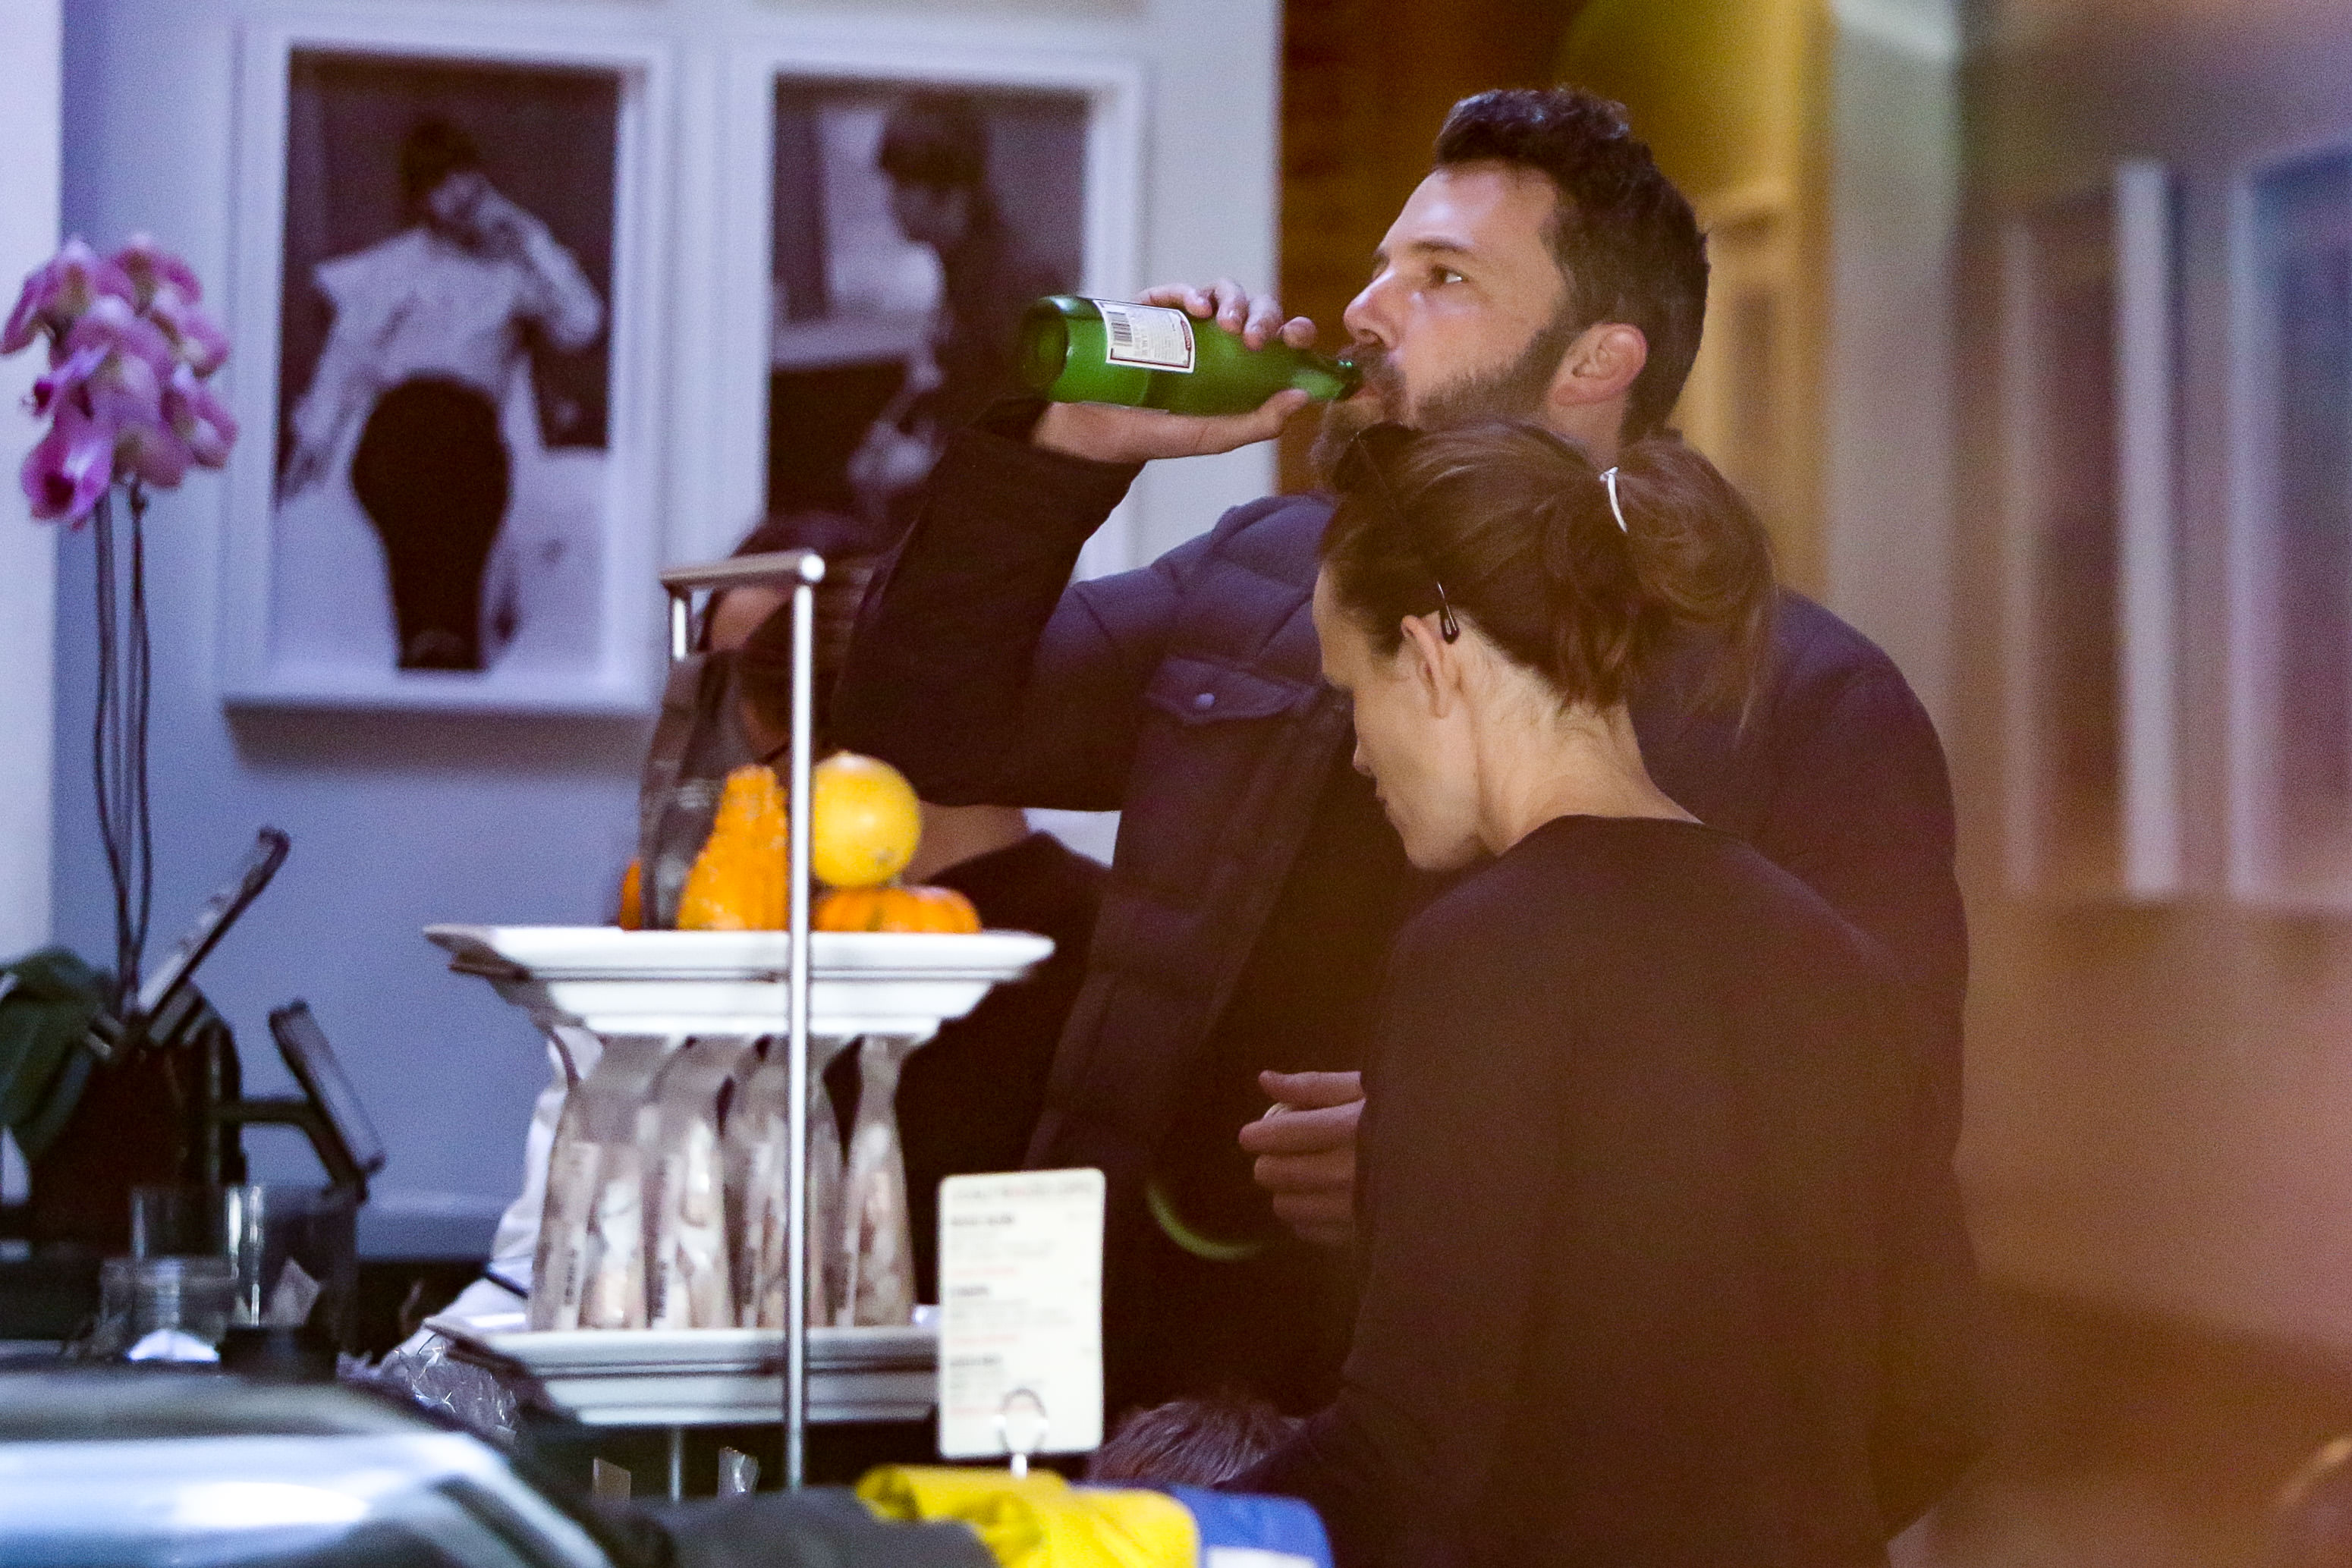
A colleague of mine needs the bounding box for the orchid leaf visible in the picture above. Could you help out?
[0,947,106,1162]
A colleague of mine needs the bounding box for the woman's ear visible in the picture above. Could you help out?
[1397,612,1461,718]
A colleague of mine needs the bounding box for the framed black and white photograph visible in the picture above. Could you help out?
[1998,161,2182,902]
[700,44,1143,577]
[2228,138,2352,905]
[221,21,669,712]
[766,81,1085,541]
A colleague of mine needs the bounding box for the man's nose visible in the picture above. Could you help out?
[1341,272,1396,350]
[1351,740,1373,778]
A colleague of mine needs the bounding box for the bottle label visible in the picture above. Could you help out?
[1096,300,1195,373]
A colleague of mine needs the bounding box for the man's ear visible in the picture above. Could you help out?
[1398,613,1460,718]
[1547,321,1647,414]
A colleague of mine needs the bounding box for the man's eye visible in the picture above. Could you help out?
[1435,268,1465,285]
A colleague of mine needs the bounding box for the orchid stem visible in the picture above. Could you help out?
[90,482,154,1017]
[127,482,153,1008]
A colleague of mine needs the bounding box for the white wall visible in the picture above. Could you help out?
[1,0,63,962]
[58,0,1278,1254]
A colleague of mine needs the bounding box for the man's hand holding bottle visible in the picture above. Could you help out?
[1032,281,1325,464]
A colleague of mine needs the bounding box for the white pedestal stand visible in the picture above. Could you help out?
[423,551,1051,1495]
[420,924,1052,1495]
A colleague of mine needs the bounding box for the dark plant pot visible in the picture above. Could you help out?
[27,1048,192,1254]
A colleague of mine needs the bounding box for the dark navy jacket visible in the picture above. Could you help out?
[835,406,1976,1529]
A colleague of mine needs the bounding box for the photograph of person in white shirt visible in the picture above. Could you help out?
[271,83,614,680]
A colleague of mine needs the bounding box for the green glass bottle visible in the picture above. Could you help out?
[1017,294,1360,415]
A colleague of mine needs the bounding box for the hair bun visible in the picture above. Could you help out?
[1527,437,1631,592]
[1317,419,1773,716]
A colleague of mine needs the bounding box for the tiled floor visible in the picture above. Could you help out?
[1901,1290,2352,1568]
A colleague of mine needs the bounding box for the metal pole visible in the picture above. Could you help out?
[658,548,826,1487]
[782,553,822,1489]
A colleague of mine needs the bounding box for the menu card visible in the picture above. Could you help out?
[937,1169,1105,1460]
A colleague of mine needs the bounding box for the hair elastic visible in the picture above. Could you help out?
[1600,467,1628,533]
[1432,581,1462,643]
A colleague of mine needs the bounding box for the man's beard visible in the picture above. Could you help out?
[1311,307,1584,482]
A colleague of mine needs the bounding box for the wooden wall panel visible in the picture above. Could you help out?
[1275,0,1581,489]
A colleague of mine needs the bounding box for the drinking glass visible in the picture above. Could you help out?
[96,1255,235,1353]
[129,1182,358,1344]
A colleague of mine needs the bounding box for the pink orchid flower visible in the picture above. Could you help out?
[112,409,192,489]
[60,294,177,382]
[109,234,203,309]
[163,363,238,469]
[19,406,115,522]
[8,234,232,515]
[1,237,136,357]
[33,325,167,441]
[29,343,110,420]
[30,322,193,492]
[146,287,231,376]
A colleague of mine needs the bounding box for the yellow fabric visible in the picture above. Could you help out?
[858,1466,1199,1568]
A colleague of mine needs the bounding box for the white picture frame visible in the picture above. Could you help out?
[1998,160,2182,901]
[218,16,673,714]
[692,28,1146,577]
[2227,137,2352,907]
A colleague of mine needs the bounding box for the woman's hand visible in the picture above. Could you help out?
[1240,1069,1363,1248]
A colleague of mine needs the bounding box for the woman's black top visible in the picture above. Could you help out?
[1235,815,1920,1568]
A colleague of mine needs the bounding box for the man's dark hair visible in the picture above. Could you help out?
[399,118,483,209]
[877,93,991,192]
[1434,87,1708,441]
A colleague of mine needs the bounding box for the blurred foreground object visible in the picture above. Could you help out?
[0,1366,642,1566]
[2276,1436,2352,1566]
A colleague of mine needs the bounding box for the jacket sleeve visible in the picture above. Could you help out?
[832,404,1205,812]
[1750,631,1968,1124]
[1745,630,1985,1531]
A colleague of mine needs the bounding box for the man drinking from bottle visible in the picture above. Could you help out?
[833,85,1977,1537]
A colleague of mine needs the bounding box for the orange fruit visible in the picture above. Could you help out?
[814,884,981,934]
[617,859,645,929]
[810,753,922,889]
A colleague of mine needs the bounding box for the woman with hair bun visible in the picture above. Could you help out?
[1231,422,1951,1567]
